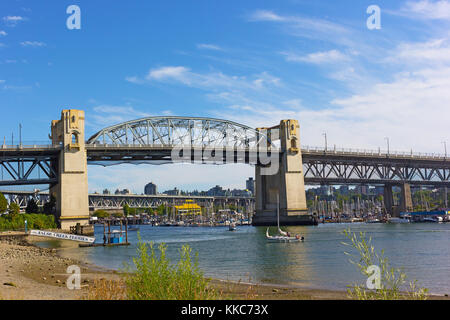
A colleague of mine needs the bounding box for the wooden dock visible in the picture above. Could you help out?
[79,218,130,248]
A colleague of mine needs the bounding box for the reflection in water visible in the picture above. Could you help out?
[36,223,450,294]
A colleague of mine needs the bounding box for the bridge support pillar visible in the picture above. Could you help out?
[50,110,90,231]
[253,120,316,226]
[444,187,448,209]
[383,184,394,216]
[400,183,413,213]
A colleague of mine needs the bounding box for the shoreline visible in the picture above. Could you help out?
[1,232,449,300]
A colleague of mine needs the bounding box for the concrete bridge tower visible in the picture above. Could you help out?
[253,120,316,226]
[50,110,90,230]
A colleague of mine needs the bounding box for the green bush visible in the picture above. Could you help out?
[0,213,57,231]
[123,235,218,300]
[93,210,110,218]
[342,228,428,300]
[0,193,7,214]
[8,203,20,217]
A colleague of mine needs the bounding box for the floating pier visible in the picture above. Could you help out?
[79,218,130,248]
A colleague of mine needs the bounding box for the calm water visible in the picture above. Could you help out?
[38,223,450,294]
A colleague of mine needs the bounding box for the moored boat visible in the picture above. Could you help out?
[265,194,304,242]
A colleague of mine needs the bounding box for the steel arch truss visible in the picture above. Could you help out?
[87,117,273,149]
[5,192,50,209]
[303,158,450,186]
[0,156,58,186]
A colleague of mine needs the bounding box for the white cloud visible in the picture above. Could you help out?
[88,105,152,128]
[214,65,450,154]
[282,50,349,64]
[249,9,351,45]
[398,0,450,20]
[146,66,191,83]
[388,38,450,65]
[3,16,25,26]
[129,66,281,92]
[197,43,223,51]
[249,10,287,22]
[0,31,7,36]
[20,41,46,47]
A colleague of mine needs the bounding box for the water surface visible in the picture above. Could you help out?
[38,223,450,294]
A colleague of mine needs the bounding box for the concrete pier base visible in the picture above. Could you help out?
[252,210,317,226]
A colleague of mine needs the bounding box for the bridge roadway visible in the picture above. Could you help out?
[0,144,449,187]
[0,190,254,210]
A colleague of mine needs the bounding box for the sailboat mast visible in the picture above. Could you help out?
[277,193,280,229]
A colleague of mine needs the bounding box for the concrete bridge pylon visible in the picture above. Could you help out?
[50,110,90,230]
[253,120,317,226]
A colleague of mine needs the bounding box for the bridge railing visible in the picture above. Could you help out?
[0,144,57,150]
[0,140,57,150]
[86,143,281,152]
[302,146,447,160]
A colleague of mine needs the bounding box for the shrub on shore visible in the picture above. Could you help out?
[123,235,219,300]
[0,193,7,214]
[342,228,428,300]
[0,213,57,231]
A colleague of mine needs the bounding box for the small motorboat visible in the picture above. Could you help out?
[229,222,237,231]
[388,217,410,224]
[128,226,140,231]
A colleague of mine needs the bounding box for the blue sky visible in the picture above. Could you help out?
[1,0,450,193]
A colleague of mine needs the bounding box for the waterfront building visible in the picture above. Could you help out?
[175,200,202,216]
[144,182,158,195]
[207,185,226,197]
[115,189,131,195]
[246,177,255,195]
[164,187,181,196]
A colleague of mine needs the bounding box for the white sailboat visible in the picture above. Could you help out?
[266,194,303,242]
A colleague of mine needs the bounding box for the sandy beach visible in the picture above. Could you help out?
[1,232,448,300]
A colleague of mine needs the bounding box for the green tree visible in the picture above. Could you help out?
[156,204,166,216]
[113,212,124,218]
[43,195,57,215]
[25,199,39,214]
[93,210,110,218]
[8,202,20,217]
[123,204,130,216]
[0,192,7,214]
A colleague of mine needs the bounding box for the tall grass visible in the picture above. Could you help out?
[84,279,127,300]
[342,228,428,300]
[123,235,219,300]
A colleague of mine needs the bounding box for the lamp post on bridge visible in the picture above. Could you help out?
[442,141,447,159]
[19,123,22,148]
[384,137,390,156]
